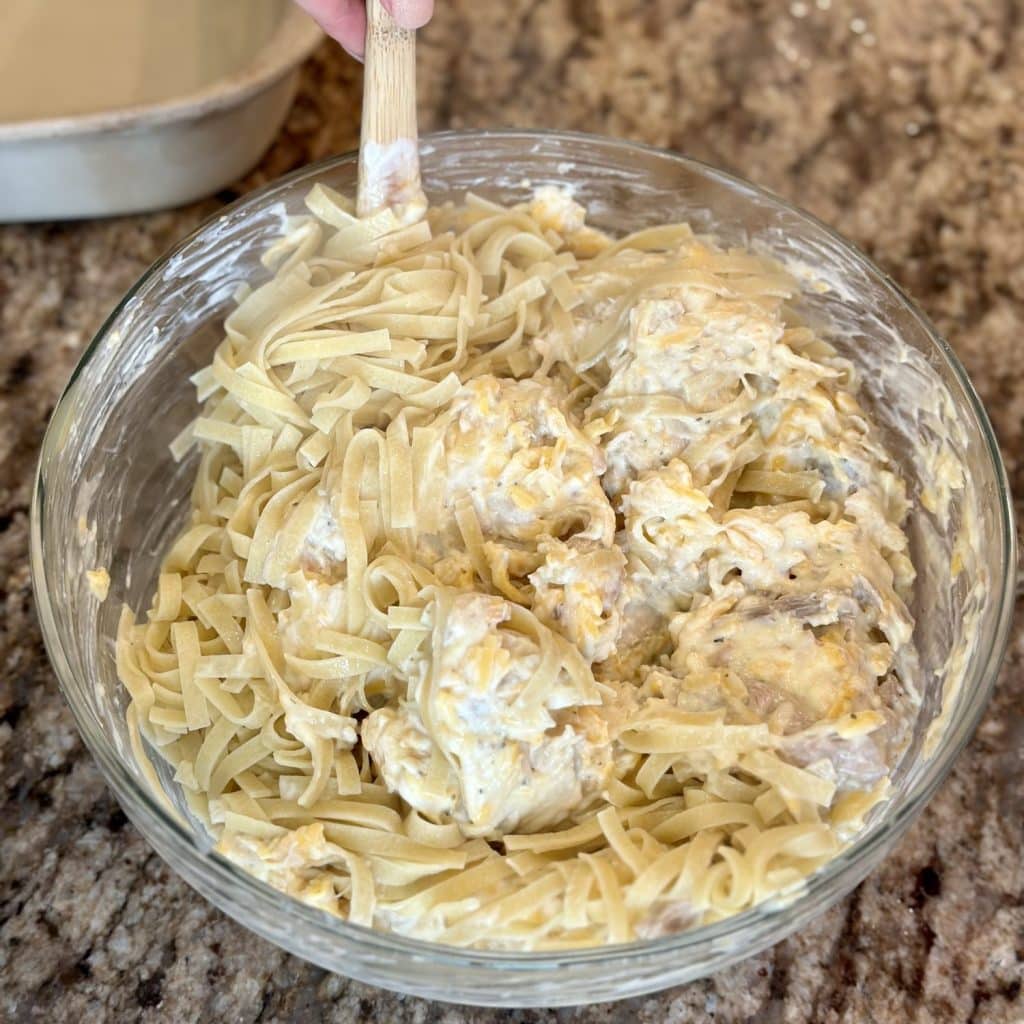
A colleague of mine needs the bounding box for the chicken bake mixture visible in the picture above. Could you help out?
[117,185,919,949]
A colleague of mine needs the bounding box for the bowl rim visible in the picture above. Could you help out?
[0,5,322,143]
[31,128,1019,979]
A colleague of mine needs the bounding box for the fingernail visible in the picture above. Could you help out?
[383,0,431,30]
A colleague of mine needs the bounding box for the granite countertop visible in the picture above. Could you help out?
[2,1,1022,1021]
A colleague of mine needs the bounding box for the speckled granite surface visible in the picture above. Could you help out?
[2,1,1023,1021]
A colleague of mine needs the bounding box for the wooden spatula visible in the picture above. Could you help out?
[356,0,427,223]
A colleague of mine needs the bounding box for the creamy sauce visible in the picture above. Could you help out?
[0,0,283,123]
[358,139,429,224]
[274,193,922,837]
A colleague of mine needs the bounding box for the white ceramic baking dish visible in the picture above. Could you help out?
[0,5,321,223]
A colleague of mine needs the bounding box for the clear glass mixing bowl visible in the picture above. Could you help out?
[31,130,1016,1007]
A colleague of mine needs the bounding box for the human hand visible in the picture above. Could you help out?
[294,0,434,59]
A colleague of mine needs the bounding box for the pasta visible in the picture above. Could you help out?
[116,182,919,948]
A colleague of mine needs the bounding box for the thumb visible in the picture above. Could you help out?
[293,0,367,58]
[381,0,434,30]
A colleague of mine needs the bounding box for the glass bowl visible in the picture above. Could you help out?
[30,130,1016,1007]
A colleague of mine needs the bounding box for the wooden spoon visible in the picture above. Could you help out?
[357,0,426,223]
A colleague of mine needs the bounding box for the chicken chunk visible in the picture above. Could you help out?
[433,376,616,582]
[528,185,587,235]
[587,286,832,496]
[619,459,720,616]
[250,489,348,588]
[361,590,612,837]
[778,726,889,792]
[217,824,345,915]
[743,389,915,594]
[666,591,894,728]
[278,572,348,656]
[618,460,912,654]
[528,537,626,662]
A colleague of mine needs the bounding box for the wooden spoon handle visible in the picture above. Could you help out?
[357,0,425,222]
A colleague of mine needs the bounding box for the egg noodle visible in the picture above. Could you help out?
[116,183,918,948]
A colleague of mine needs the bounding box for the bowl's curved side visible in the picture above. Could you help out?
[30,131,1018,1007]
